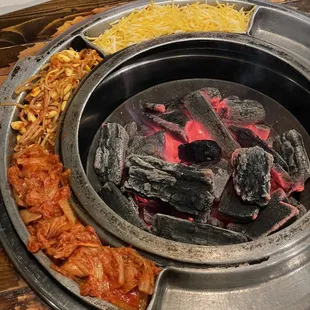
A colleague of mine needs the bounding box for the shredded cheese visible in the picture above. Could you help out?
[92,2,255,54]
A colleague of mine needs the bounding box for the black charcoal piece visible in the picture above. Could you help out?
[218,182,260,222]
[273,129,310,184]
[152,214,247,245]
[200,87,222,101]
[232,146,273,206]
[243,197,299,240]
[229,125,289,171]
[218,97,265,124]
[143,112,187,142]
[94,123,129,185]
[124,122,138,145]
[196,159,232,201]
[99,182,148,231]
[183,91,240,158]
[128,130,165,159]
[124,155,214,215]
[195,210,224,227]
[178,140,221,163]
[226,188,297,239]
[143,103,166,113]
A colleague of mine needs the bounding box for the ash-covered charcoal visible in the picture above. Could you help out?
[232,146,273,206]
[218,182,260,222]
[229,125,288,171]
[143,112,187,142]
[178,140,221,163]
[226,223,247,234]
[124,122,138,145]
[288,196,307,219]
[94,123,129,185]
[196,159,232,201]
[218,97,265,124]
[99,182,149,231]
[242,193,299,240]
[152,214,248,245]
[183,91,240,158]
[195,211,224,228]
[124,154,214,215]
[127,130,165,159]
[200,87,222,104]
[143,103,166,113]
[273,129,310,186]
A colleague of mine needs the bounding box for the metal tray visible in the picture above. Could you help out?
[1,1,310,309]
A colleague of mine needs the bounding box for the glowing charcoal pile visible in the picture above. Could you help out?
[93,88,310,245]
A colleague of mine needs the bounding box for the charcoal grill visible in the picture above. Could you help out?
[1,1,310,309]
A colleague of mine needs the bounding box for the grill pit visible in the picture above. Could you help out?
[87,79,310,246]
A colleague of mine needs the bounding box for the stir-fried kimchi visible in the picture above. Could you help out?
[6,48,161,310]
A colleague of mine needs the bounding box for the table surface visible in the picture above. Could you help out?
[0,0,309,309]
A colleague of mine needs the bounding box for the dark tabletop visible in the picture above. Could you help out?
[0,0,309,309]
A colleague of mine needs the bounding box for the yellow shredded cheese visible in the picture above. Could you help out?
[92,2,255,54]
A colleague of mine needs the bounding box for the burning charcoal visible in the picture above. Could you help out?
[183,91,240,158]
[273,129,310,187]
[99,182,148,231]
[288,197,307,219]
[229,125,288,171]
[152,214,248,245]
[271,188,288,202]
[178,140,221,163]
[128,130,165,159]
[218,97,265,124]
[218,182,260,222]
[143,103,166,113]
[242,193,299,240]
[124,122,138,145]
[232,146,273,206]
[196,159,232,201]
[270,163,294,193]
[143,112,187,142]
[200,87,222,101]
[200,87,222,107]
[124,155,214,215]
[94,123,129,185]
[253,124,270,141]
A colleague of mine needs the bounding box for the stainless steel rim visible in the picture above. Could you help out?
[61,32,310,265]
